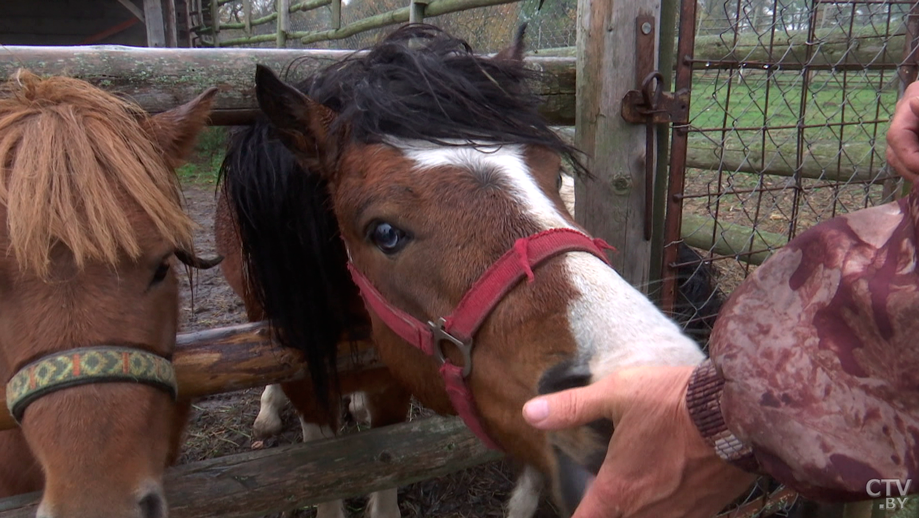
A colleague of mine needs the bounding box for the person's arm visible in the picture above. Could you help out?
[524,181,919,517]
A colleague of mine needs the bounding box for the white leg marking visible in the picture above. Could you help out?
[506,465,543,518]
[301,421,345,518]
[348,391,371,426]
[252,384,287,438]
[367,488,401,518]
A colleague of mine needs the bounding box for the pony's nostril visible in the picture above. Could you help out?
[537,357,592,395]
[138,491,166,518]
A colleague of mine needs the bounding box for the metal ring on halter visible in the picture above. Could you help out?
[5,346,178,423]
[428,318,473,378]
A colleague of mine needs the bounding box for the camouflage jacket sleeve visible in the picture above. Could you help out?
[686,183,919,501]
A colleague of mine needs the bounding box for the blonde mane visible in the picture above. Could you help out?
[0,70,193,277]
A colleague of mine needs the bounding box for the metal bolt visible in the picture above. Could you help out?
[641,22,652,35]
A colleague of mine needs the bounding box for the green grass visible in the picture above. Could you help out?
[177,126,228,185]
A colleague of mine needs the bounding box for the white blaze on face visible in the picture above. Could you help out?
[393,139,705,379]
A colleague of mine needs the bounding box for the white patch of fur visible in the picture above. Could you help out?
[564,254,705,380]
[393,139,572,230]
[506,466,543,518]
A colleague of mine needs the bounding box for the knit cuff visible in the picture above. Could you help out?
[686,359,760,472]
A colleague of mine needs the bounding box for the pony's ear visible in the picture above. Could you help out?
[254,64,337,168]
[147,87,218,168]
[493,23,527,63]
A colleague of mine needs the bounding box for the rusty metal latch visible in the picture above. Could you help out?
[621,72,690,126]
[620,14,691,241]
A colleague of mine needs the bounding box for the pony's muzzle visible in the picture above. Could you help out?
[538,359,614,515]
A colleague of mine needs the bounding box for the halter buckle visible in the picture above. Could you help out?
[428,317,473,378]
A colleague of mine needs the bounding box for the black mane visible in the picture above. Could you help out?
[218,121,358,416]
[293,23,588,175]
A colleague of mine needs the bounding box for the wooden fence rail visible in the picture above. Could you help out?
[0,46,576,126]
[0,321,382,431]
[0,416,503,518]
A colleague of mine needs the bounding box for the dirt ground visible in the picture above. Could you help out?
[174,183,562,518]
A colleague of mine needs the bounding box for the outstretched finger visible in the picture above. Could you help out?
[522,376,621,431]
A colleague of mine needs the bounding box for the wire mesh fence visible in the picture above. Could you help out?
[664,0,919,343]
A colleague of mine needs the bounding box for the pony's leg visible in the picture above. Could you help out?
[299,419,347,518]
[252,384,288,439]
[280,380,347,518]
[506,465,544,518]
[352,375,411,518]
[348,391,401,518]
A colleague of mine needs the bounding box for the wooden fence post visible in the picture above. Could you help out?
[277,0,290,47]
[210,0,220,47]
[410,0,428,23]
[574,0,657,289]
[143,0,167,47]
[331,0,341,30]
[165,0,178,47]
[244,0,252,36]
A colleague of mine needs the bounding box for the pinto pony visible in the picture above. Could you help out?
[218,25,705,517]
[0,70,217,518]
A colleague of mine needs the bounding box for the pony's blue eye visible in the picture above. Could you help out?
[370,222,410,254]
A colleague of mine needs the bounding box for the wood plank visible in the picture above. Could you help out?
[574,0,655,289]
[116,0,146,21]
[0,321,382,431]
[0,416,503,518]
[0,47,575,126]
[144,0,167,46]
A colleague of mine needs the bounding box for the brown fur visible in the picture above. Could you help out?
[0,70,215,518]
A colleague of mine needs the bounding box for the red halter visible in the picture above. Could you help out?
[346,228,614,451]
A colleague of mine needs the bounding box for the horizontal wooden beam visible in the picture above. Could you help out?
[681,213,787,265]
[0,321,381,431]
[0,47,575,126]
[0,416,503,518]
[685,144,889,183]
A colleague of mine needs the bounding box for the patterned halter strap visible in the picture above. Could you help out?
[6,346,178,423]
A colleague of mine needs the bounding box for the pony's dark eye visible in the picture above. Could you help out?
[151,262,171,285]
[370,222,410,254]
[556,174,563,191]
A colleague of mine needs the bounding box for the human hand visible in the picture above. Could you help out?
[886,81,919,183]
[522,366,757,518]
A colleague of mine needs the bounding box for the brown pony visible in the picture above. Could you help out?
[219,25,706,517]
[215,111,412,518]
[0,70,216,518]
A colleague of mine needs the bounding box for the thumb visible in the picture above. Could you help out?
[909,96,919,118]
[522,378,619,431]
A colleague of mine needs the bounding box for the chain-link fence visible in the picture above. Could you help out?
[665,0,919,343]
